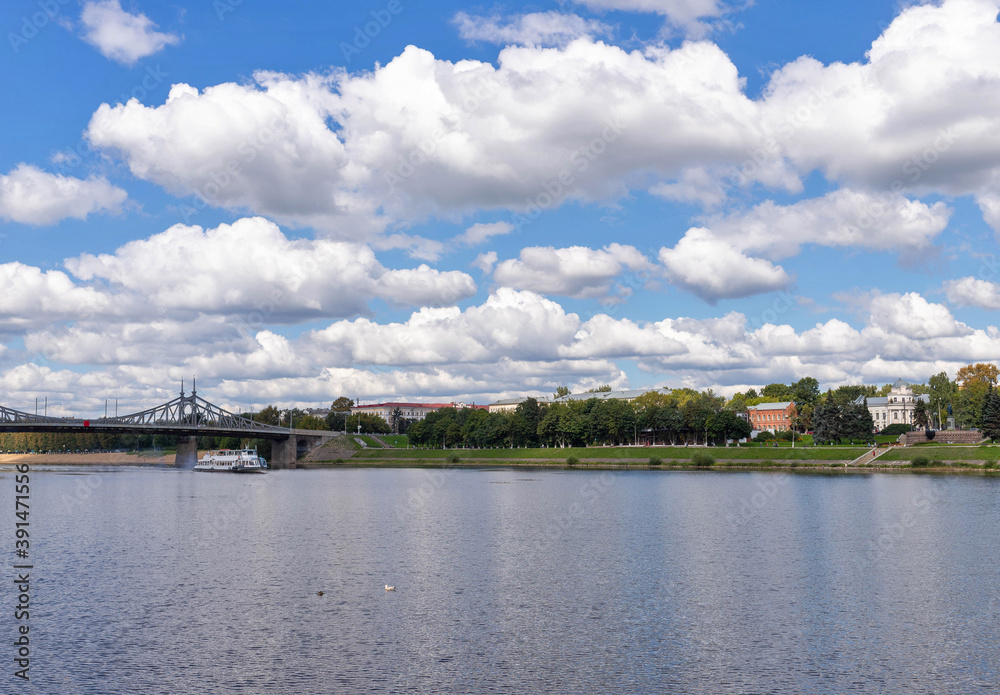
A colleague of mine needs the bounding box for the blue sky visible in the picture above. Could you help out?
[2,0,1000,414]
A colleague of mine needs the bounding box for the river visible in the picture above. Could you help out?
[6,465,999,693]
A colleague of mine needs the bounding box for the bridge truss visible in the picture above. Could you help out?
[0,405,68,425]
[0,386,291,439]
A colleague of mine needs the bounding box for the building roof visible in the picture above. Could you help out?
[353,402,454,410]
[488,396,552,406]
[855,394,929,406]
[748,401,794,411]
[553,388,670,403]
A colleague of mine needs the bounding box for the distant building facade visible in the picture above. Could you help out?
[350,402,487,425]
[487,397,551,413]
[553,388,671,404]
[746,401,797,433]
[854,379,929,430]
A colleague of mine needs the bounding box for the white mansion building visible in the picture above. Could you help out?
[853,379,929,430]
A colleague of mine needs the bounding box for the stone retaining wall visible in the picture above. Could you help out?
[903,430,986,445]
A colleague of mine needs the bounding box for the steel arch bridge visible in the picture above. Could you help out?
[0,385,338,468]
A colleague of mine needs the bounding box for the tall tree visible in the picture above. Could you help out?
[707,409,753,446]
[512,398,543,447]
[831,385,878,406]
[761,383,793,401]
[927,372,956,428]
[791,377,821,409]
[325,397,354,431]
[842,399,875,440]
[957,363,1000,388]
[981,389,1000,442]
[390,407,403,434]
[956,380,991,430]
[812,393,843,444]
[913,400,930,430]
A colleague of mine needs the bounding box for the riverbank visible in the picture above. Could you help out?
[0,451,176,465]
[306,441,1000,472]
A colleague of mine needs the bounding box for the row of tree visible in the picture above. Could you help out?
[811,396,875,445]
[728,363,999,433]
[405,391,754,449]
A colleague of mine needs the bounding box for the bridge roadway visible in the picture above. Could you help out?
[0,387,340,468]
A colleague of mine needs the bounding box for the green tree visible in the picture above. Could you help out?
[254,405,282,426]
[791,377,820,409]
[761,383,793,401]
[791,404,813,433]
[295,414,327,430]
[928,372,956,428]
[957,363,999,388]
[345,413,391,434]
[707,409,752,445]
[325,397,354,431]
[812,393,843,444]
[554,385,571,398]
[913,400,930,430]
[956,380,990,430]
[831,385,878,407]
[842,398,875,441]
[981,389,1000,442]
[512,398,543,447]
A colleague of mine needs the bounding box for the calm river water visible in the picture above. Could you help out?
[5,465,1000,693]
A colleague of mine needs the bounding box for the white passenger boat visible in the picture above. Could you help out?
[194,448,268,473]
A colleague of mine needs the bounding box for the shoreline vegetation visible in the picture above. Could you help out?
[5,438,1000,474]
[312,435,1000,472]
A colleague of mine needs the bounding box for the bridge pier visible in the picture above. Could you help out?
[271,438,296,469]
[176,436,198,469]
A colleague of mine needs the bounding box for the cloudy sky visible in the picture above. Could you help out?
[2,0,1000,415]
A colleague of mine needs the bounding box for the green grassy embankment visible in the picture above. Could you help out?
[877,445,1000,462]
[348,445,868,464]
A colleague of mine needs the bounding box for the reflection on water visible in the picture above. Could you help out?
[11,467,1000,693]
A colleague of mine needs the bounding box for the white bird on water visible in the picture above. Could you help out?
[385,585,396,591]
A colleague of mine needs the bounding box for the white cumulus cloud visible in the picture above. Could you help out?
[493,243,652,300]
[944,276,1000,309]
[65,217,476,319]
[659,229,792,302]
[87,39,765,235]
[453,11,612,46]
[0,164,127,225]
[80,0,180,65]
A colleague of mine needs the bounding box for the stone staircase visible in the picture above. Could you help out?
[849,447,893,467]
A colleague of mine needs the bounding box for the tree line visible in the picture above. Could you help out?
[405,389,754,449]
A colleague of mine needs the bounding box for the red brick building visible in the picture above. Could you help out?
[746,401,797,433]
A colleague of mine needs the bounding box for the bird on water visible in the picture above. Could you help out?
[385,585,395,591]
